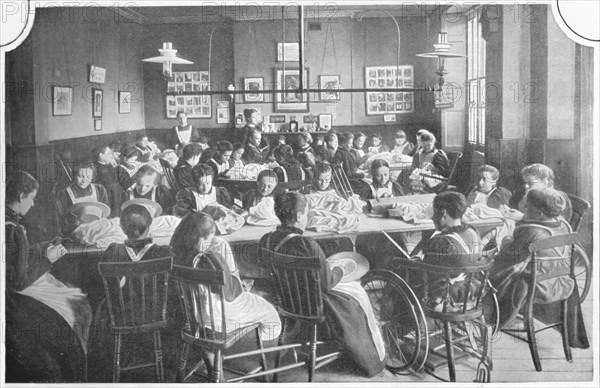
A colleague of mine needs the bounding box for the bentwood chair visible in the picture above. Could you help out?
[419,151,463,193]
[565,193,591,302]
[171,265,296,383]
[501,232,580,372]
[97,257,173,383]
[392,253,495,382]
[262,248,343,382]
[159,157,180,194]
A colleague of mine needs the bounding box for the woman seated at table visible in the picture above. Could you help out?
[115,146,142,191]
[170,211,281,344]
[366,133,389,156]
[334,132,365,180]
[324,133,338,163]
[359,159,404,200]
[229,142,245,171]
[173,163,232,218]
[390,130,415,158]
[122,165,175,215]
[351,132,367,165]
[6,171,91,382]
[511,163,573,223]
[56,160,111,236]
[173,143,203,189]
[488,188,588,348]
[258,192,386,377]
[465,165,512,209]
[399,132,450,194]
[295,132,316,171]
[241,169,280,226]
[207,141,233,179]
[272,144,305,182]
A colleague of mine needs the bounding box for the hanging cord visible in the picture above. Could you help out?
[320,19,339,75]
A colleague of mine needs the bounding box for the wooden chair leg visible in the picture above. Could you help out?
[525,313,542,371]
[561,300,573,362]
[212,350,223,383]
[177,342,190,383]
[308,323,318,382]
[273,318,288,383]
[256,328,269,382]
[443,321,456,382]
[153,330,164,383]
[113,333,122,383]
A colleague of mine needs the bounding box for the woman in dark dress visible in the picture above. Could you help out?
[259,192,386,377]
[5,171,91,382]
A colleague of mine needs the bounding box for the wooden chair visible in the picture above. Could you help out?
[393,253,494,382]
[171,264,298,383]
[501,232,580,372]
[262,248,343,382]
[331,162,354,199]
[159,157,180,193]
[566,193,591,302]
[97,257,173,383]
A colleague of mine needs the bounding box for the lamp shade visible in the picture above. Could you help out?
[142,42,194,64]
[416,33,465,59]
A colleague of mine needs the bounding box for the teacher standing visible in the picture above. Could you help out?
[171,110,201,151]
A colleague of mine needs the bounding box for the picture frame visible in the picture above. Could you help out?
[94,119,102,131]
[89,65,106,84]
[364,65,414,115]
[166,71,211,118]
[318,113,333,131]
[274,68,309,113]
[52,86,73,116]
[118,91,131,114]
[243,77,264,102]
[217,100,230,124]
[319,75,340,102]
[276,42,300,62]
[92,88,103,117]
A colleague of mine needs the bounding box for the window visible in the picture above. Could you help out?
[467,9,486,145]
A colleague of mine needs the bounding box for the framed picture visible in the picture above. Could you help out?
[52,86,72,116]
[277,42,300,62]
[319,75,340,102]
[89,65,106,84]
[243,77,264,102]
[318,113,333,131]
[365,65,414,115]
[217,100,230,124]
[92,88,102,117]
[94,119,102,131]
[119,91,131,114]
[166,71,211,118]
[274,68,309,113]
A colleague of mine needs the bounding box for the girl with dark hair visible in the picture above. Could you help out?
[169,212,281,344]
[172,110,202,150]
[5,171,91,382]
[272,144,305,182]
[207,141,233,178]
[173,163,232,218]
[115,146,142,191]
[359,159,404,200]
[122,165,175,215]
[391,130,415,157]
[242,170,280,226]
[367,133,389,155]
[258,192,386,377]
[489,188,588,349]
[55,160,111,236]
[334,132,365,180]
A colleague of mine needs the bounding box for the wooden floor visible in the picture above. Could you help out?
[224,296,597,384]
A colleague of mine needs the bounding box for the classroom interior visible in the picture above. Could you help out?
[3,3,596,384]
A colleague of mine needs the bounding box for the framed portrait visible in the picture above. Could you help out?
[318,113,333,131]
[94,119,102,131]
[274,68,309,113]
[319,75,340,102]
[119,91,131,114]
[243,77,264,102]
[52,86,72,116]
[92,88,103,117]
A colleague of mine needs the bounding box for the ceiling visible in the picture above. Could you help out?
[114,4,445,24]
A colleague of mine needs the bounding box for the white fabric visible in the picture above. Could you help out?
[193,238,281,341]
[305,191,365,233]
[332,281,386,361]
[246,197,279,226]
[361,152,395,170]
[121,242,155,288]
[17,273,90,353]
[226,163,268,180]
[72,215,182,247]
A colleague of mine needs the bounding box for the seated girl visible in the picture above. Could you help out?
[465,165,512,209]
[122,165,175,215]
[399,132,450,194]
[258,192,385,377]
[170,211,281,345]
[242,169,280,226]
[334,133,365,180]
[173,163,232,218]
[351,132,367,164]
[229,142,245,171]
[488,188,588,349]
[115,146,142,191]
[359,159,404,200]
[6,171,91,382]
[272,144,305,182]
[55,160,111,236]
[366,133,389,155]
[207,141,233,179]
[390,130,415,159]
